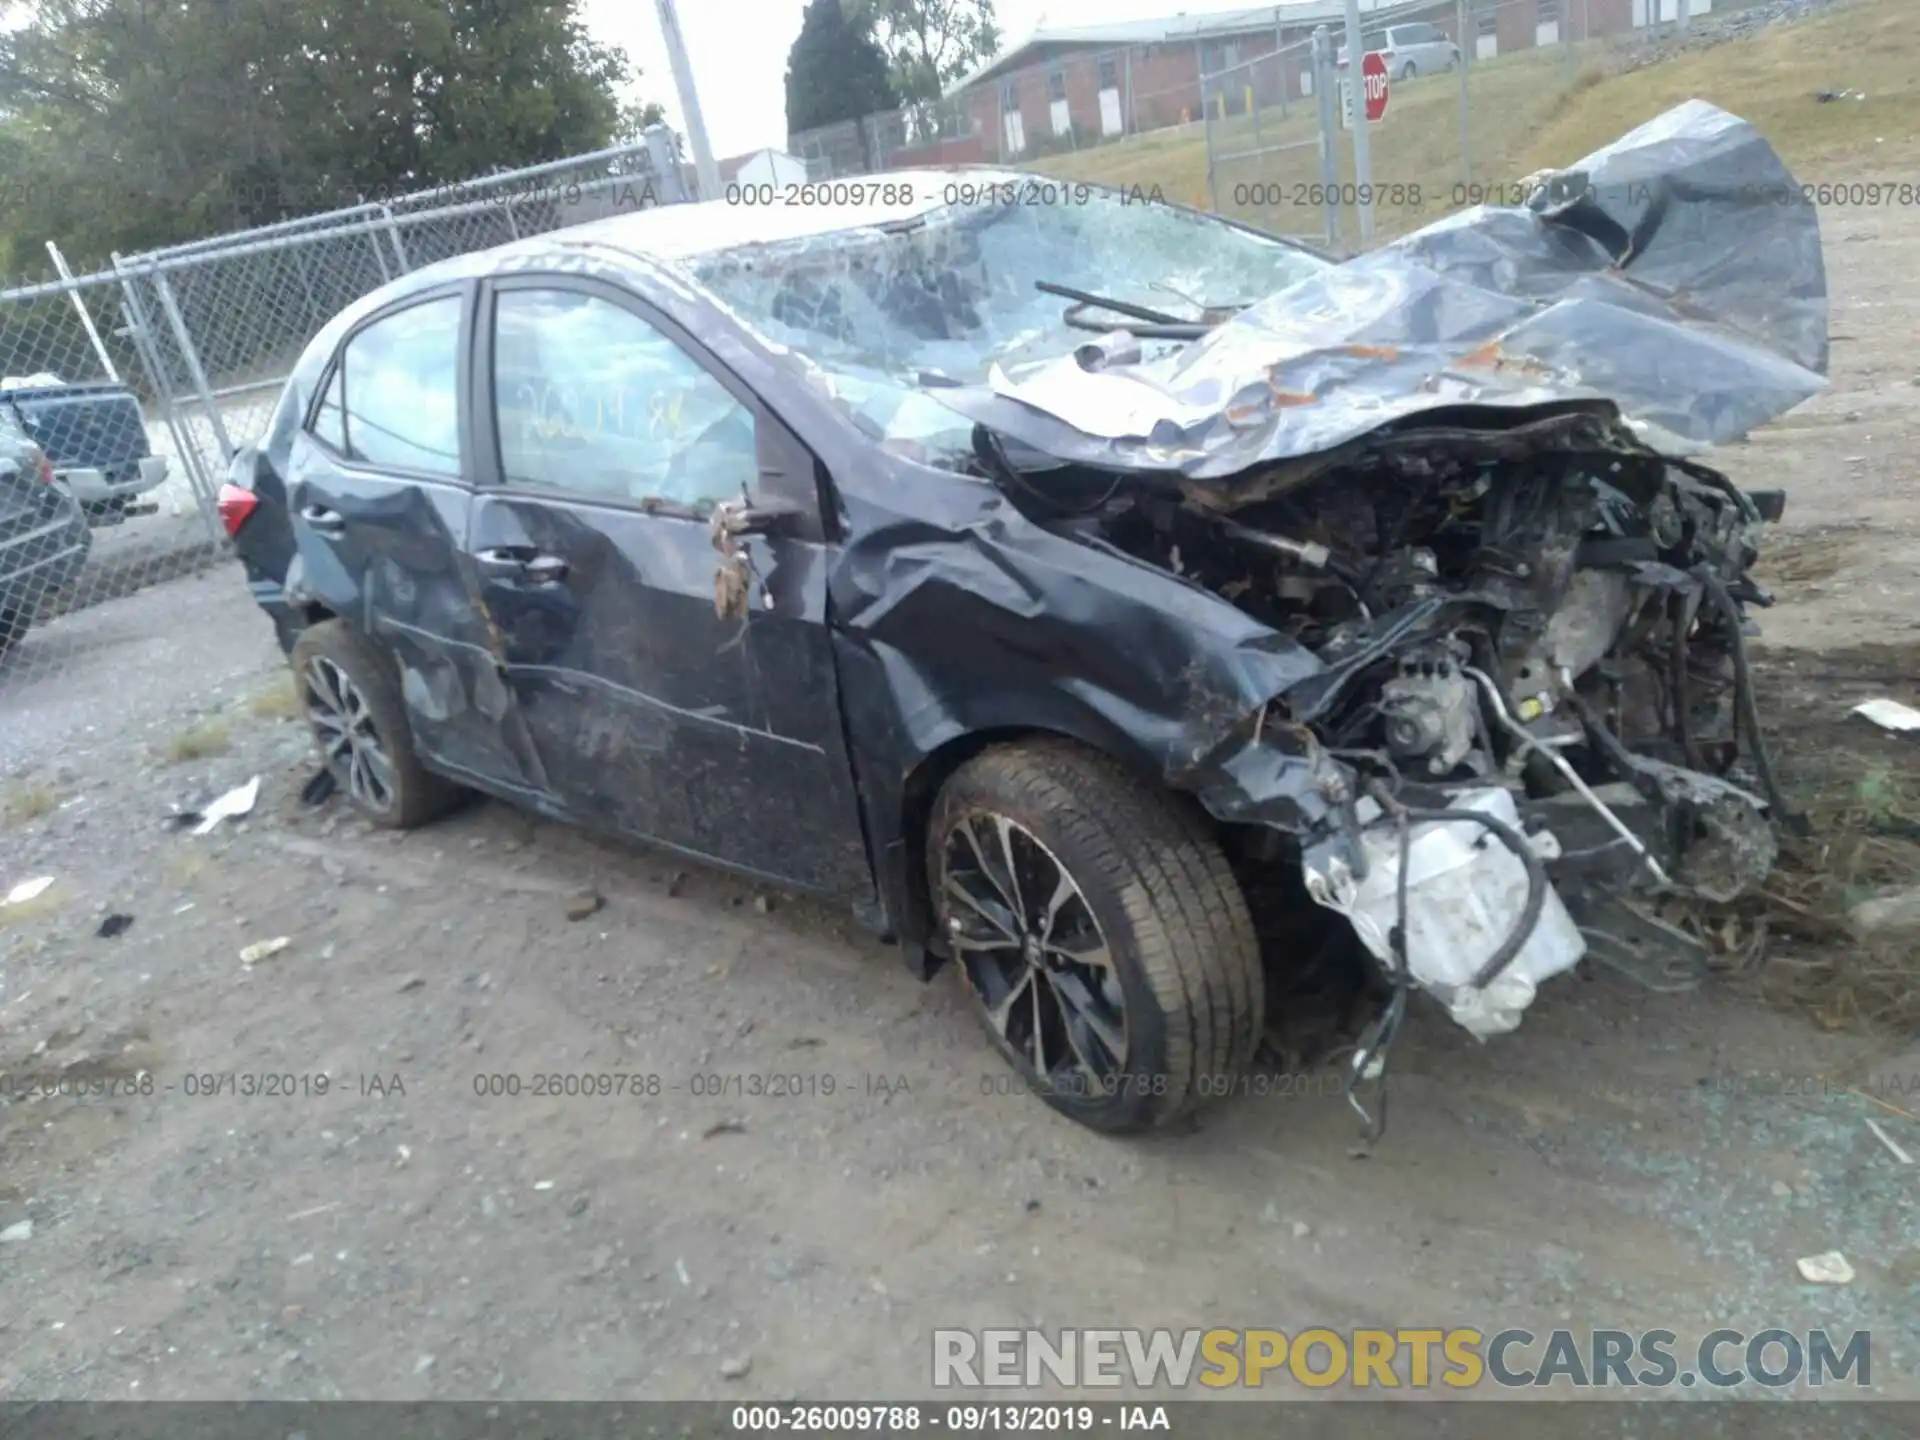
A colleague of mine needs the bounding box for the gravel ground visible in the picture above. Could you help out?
[0,202,1917,1404]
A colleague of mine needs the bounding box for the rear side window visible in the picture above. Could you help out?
[490,288,759,515]
[320,296,463,476]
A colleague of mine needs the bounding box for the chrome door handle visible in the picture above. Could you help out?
[300,504,344,535]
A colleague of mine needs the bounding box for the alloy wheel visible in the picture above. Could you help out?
[304,655,396,813]
[939,811,1128,1091]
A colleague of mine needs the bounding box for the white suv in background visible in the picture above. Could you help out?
[1337,22,1461,79]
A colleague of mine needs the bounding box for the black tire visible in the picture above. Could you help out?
[289,619,464,829]
[1400,61,1418,80]
[928,738,1264,1133]
[82,497,128,527]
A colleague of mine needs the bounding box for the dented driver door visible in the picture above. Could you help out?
[463,276,872,898]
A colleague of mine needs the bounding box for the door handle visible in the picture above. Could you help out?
[475,547,529,576]
[300,504,345,536]
[475,548,568,585]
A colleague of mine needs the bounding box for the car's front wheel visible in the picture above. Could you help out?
[929,739,1264,1133]
[290,620,464,829]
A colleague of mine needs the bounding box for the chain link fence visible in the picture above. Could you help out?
[0,130,689,734]
[786,0,1787,246]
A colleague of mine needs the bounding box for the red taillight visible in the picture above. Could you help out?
[36,453,54,486]
[217,482,258,537]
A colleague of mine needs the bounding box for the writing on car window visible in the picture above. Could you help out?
[491,289,758,513]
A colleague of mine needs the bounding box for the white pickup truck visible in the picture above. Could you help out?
[0,374,169,524]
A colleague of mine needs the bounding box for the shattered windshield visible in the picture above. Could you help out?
[689,192,1330,467]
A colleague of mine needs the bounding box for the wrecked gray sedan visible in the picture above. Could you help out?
[233,100,1821,1135]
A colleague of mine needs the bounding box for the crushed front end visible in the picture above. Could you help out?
[1088,406,1790,1042]
[933,101,1826,1070]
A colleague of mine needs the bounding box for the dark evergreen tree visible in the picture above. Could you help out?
[785,0,895,139]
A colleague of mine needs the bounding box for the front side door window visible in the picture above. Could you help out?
[490,289,758,514]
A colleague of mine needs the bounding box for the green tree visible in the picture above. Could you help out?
[785,0,895,139]
[854,0,999,110]
[0,0,644,273]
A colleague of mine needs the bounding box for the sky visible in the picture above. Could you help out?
[583,0,1276,161]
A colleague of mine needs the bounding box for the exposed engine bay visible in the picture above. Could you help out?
[906,100,1833,1116]
[979,403,1792,1090]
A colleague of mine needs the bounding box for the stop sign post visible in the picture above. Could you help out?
[1341,0,1376,247]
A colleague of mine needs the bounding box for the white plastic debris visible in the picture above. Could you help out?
[0,1220,33,1243]
[1305,787,1586,1038]
[191,776,261,835]
[3,877,54,906]
[1851,698,1920,733]
[1796,1251,1854,1285]
[1864,1118,1914,1166]
[238,936,290,965]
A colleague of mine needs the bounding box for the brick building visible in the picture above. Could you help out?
[940,0,1707,160]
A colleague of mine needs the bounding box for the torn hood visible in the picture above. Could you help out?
[938,101,1828,482]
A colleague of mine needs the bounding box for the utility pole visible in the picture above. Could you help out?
[1455,0,1471,187]
[1342,0,1373,248]
[655,0,721,200]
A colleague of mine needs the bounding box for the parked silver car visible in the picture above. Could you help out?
[1338,22,1461,80]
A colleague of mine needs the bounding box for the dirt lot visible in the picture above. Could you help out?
[1,198,1917,1404]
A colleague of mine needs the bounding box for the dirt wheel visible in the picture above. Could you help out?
[928,738,1264,1133]
[290,619,463,829]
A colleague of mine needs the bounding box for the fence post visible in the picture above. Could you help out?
[643,124,689,203]
[150,267,238,465]
[1124,48,1134,136]
[1456,0,1473,187]
[1274,8,1289,120]
[378,204,411,273]
[1341,0,1374,248]
[111,263,223,545]
[1312,28,1342,250]
[1203,65,1220,214]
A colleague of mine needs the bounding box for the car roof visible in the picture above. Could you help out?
[332,166,1063,325]
[272,167,1096,458]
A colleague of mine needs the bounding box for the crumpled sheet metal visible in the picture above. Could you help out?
[937,101,1828,481]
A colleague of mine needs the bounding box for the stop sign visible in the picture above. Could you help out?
[1361,50,1390,123]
